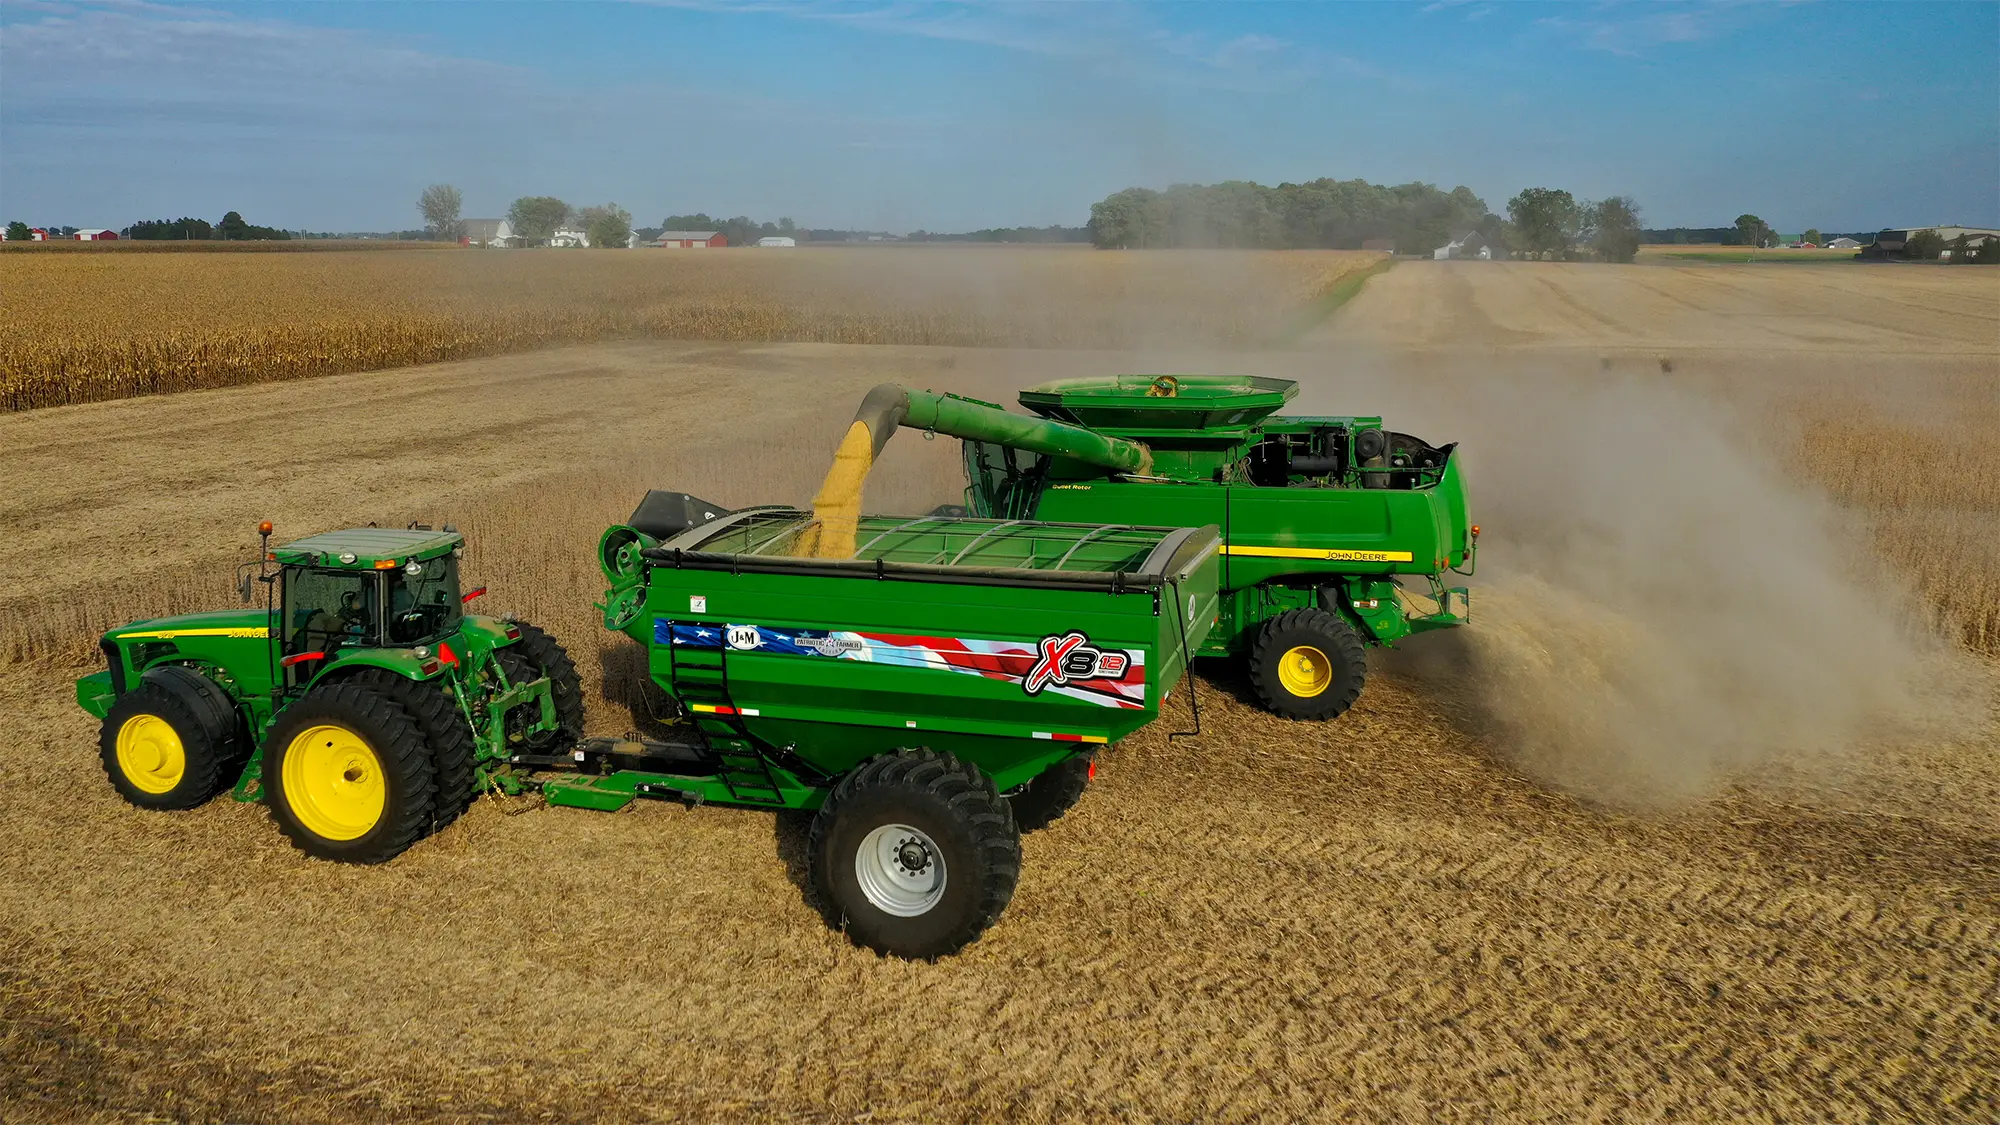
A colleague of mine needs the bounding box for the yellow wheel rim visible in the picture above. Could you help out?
[1277,644,1334,698]
[281,724,386,842]
[116,714,185,794]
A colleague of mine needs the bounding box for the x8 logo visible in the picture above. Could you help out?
[1023,631,1129,695]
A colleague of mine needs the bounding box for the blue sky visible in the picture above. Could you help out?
[3,1,1994,233]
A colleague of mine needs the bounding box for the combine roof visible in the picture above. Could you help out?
[272,528,462,568]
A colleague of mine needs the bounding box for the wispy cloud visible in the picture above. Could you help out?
[1534,1,1761,57]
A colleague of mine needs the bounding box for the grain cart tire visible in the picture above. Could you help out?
[1007,749,1095,832]
[1249,608,1367,721]
[98,680,232,810]
[505,621,586,742]
[264,683,437,864]
[346,669,476,833]
[808,749,1022,959]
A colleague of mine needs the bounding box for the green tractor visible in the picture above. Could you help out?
[76,524,583,863]
[836,374,1476,720]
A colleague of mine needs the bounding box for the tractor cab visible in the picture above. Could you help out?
[267,528,469,663]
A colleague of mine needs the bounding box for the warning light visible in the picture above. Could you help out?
[258,521,273,535]
[1470,525,1481,537]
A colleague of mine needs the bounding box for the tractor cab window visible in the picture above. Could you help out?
[284,568,381,655]
[385,554,462,645]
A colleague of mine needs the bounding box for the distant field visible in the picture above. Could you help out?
[0,247,1380,411]
[1641,244,1861,263]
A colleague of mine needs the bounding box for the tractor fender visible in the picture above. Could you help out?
[307,649,441,689]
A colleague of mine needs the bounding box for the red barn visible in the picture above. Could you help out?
[652,230,726,249]
[74,229,120,241]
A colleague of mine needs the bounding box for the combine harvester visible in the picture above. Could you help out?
[81,512,1220,958]
[820,375,1477,719]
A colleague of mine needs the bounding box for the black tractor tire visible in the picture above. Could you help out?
[1007,749,1095,832]
[263,683,437,864]
[504,621,585,741]
[808,749,1022,960]
[98,677,233,810]
[345,669,477,833]
[1248,607,1368,721]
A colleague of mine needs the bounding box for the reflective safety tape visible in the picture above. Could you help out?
[689,703,760,716]
[1223,545,1414,563]
[1032,731,1109,743]
[118,627,271,640]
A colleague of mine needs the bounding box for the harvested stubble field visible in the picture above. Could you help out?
[0,245,1379,411]
[1,255,1997,1124]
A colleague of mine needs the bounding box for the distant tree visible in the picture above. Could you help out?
[1507,188,1583,260]
[128,217,214,240]
[4,221,29,241]
[1802,227,1823,245]
[216,211,249,240]
[1734,214,1775,250]
[1590,196,1643,263]
[579,203,633,249]
[419,184,464,242]
[1088,187,1162,248]
[1904,229,1944,261]
[1964,237,2000,265]
[507,196,570,245]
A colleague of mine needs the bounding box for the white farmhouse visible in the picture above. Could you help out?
[549,225,590,248]
[461,219,516,247]
[757,236,797,248]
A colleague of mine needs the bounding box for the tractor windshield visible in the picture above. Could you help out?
[385,554,462,645]
[285,568,381,654]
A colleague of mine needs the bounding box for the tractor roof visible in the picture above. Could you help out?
[271,528,462,569]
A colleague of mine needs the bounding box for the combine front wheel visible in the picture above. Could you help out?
[808,749,1021,959]
[1249,608,1367,721]
[263,683,437,864]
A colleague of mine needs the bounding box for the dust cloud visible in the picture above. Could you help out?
[1300,356,1981,805]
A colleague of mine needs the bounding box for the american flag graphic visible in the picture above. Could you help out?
[658,619,1146,709]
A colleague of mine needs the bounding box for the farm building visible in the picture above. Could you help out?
[653,231,726,249]
[73,229,119,241]
[1874,226,2000,256]
[1432,231,1495,260]
[549,226,589,249]
[757,236,797,248]
[29,228,50,241]
[1827,237,1863,250]
[460,219,515,247]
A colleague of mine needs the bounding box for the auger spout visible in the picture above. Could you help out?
[805,384,1151,558]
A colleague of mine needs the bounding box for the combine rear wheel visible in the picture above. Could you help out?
[98,670,238,810]
[264,683,436,864]
[1249,608,1367,721]
[1007,749,1095,832]
[808,749,1021,959]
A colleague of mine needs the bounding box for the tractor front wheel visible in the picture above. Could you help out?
[263,683,437,864]
[808,749,1021,959]
[98,674,235,810]
[1248,608,1367,721]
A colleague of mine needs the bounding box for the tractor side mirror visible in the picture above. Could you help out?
[238,567,254,603]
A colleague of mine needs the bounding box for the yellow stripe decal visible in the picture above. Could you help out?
[119,627,272,640]
[1224,545,1414,563]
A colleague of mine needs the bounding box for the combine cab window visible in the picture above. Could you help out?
[963,441,1047,520]
[284,569,381,655]
[386,555,462,644]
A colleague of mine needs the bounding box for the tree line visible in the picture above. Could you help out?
[1086,179,1647,262]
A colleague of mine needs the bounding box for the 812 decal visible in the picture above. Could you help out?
[1024,631,1129,695]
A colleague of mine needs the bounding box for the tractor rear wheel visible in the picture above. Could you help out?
[808,749,1021,959]
[346,669,476,833]
[1249,608,1367,721]
[503,621,585,743]
[1007,749,1095,832]
[98,675,234,810]
[263,683,437,864]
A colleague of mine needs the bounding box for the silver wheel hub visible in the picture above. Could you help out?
[855,823,946,917]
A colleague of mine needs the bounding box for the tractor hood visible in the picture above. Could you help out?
[106,608,272,642]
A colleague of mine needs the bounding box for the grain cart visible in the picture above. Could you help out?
[830,376,1475,721]
[582,504,1221,957]
[77,524,582,863]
